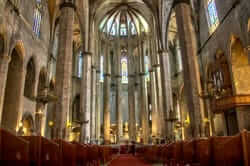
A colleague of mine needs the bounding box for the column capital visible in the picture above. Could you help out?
[0,55,11,63]
[103,73,111,77]
[96,70,101,73]
[59,2,76,10]
[149,69,154,73]
[114,75,122,78]
[82,52,92,56]
[152,64,160,68]
[128,74,135,78]
[158,50,169,56]
[91,65,96,69]
[139,72,147,76]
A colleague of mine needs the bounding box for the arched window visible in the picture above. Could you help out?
[205,0,219,33]
[121,57,128,84]
[33,0,42,36]
[77,52,83,78]
[145,55,150,82]
[100,56,104,82]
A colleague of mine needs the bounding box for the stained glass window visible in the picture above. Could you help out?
[145,56,150,82]
[121,57,128,84]
[100,56,104,82]
[206,0,219,33]
[120,24,127,36]
[33,2,42,37]
[77,52,83,78]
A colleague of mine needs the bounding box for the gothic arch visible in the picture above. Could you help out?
[229,35,250,95]
[1,44,24,132]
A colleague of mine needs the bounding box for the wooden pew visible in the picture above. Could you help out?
[241,130,250,166]
[21,136,59,166]
[194,138,211,166]
[182,140,195,165]
[0,129,29,166]
[71,142,87,166]
[221,134,243,166]
[55,139,76,166]
[172,141,183,166]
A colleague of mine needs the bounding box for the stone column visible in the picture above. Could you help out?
[139,44,149,144]
[95,69,101,143]
[115,46,123,142]
[80,52,92,143]
[159,50,174,139]
[149,68,158,139]
[53,2,74,139]
[103,45,111,144]
[175,2,205,137]
[0,55,10,126]
[151,40,166,138]
[90,65,96,143]
[128,55,136,142]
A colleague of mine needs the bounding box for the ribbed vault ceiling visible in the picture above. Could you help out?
[93,0,156,34]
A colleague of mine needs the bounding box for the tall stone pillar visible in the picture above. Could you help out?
[159,50,174,139]
[175,2,205,137]
[128,55,136,142]
[103,45,111,144]
[95,70,101,143]
[90,65,96,143]
[149,68,158,139]
[0,55,10,126]
[53,2,74,139]
[152,56,164,139]
[80,52,92,143]
[115,45,123,142]
[139,44,149,144]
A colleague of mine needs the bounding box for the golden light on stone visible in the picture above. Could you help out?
[48,121,54,127]
[67,121,72,128]
[203,118,210,124]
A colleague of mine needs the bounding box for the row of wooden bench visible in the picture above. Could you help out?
[136,130,250,166]
[0,128,114,166]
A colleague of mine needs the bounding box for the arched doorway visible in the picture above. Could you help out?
[1,46,24,132]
